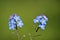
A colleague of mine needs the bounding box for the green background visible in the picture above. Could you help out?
[0,0,60,40]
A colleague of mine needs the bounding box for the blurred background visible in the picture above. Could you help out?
[0,0,60,40]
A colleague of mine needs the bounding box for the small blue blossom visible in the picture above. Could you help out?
[39,24,46,30]
[33,19,39,23]
[33,14,48,31]
[8,14,24,30]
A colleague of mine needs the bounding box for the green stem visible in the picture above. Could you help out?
[16,29,19,40]
[36,27,39,32]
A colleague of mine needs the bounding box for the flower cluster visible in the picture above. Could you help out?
[33,15,48,30]
[8,14,24,30]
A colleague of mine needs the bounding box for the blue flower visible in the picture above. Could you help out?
[33,14,48,30]
[8,14,24,30]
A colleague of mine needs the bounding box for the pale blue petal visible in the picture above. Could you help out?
[17,22,23,28]
[39,19,47,25]
[43,15,48,21]
[33,19,39,23]
[39,25,45,30]
[9,26,15,30]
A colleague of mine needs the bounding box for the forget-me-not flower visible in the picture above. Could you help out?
[33,14,48,32]
[8,14,24,30]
